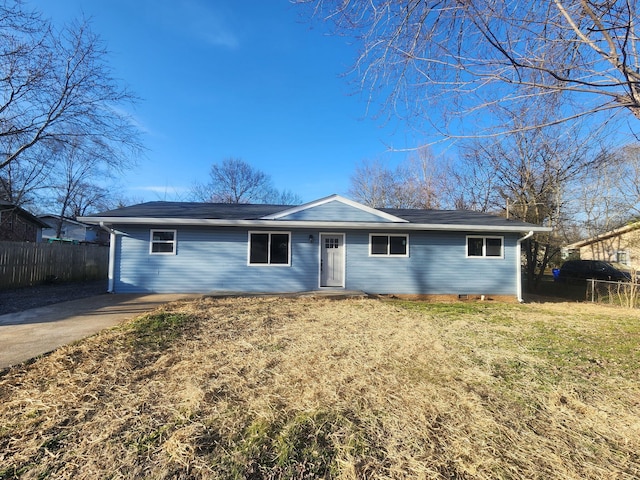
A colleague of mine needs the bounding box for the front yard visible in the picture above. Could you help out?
[1,296,639,479]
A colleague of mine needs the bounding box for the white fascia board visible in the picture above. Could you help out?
[260,194,409,223]
[82,216,551,233]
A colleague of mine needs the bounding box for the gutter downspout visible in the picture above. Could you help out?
[100,222,116,293]
[516,231,534,303]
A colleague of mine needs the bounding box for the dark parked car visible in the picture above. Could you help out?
[558,260,631,283]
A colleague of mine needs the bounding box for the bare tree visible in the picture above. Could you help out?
[0,1,142,171]
[576,144,640,238]
[446,156,497,212]
[0,143,53,207]
[402,148,448,208]
[349,149,447,209]
[66,183,111,217]
[297,0,640,137]
[191,158,301,204]
[267,188,303,206]
[348,159,396,208]
[44,137,122,236]
[457,107,612,287]
[614,144,640,217]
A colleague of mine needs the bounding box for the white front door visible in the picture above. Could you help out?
[320,234,345,287]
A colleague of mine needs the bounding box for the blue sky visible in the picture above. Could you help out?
[29,0,422,203]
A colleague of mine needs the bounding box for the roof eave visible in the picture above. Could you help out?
[80,216,550,233]
[567,222,640,249]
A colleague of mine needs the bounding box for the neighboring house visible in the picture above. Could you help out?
[0,201,48,242]
[80,194,550,300]
[39,215,110,245]
[565,222,640,270]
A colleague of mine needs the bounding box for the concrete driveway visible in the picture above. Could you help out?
[0,293,197,369]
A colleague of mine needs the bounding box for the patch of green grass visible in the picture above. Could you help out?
[273,411,338,473]
[491,358,528,383]
[393,300,531,322]
[393,300,491,316]
[528,321,640,376]
[214,410,366,479]
[0,465,32,480]
[127,311,196,350]
[0,433,68,480]
[129,425,171,454]
[396,300,640,375]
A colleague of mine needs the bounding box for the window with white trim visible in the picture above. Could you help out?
[466,236,503,258]
[150,230,177,254]
[249,231,291,265]
[369,234,408,256]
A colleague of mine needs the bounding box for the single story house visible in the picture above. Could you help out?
[80,194,550,301]
[565,222,640,270]
[0,201,48,242]
[39,214,110,245]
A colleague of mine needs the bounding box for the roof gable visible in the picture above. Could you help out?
[261,194,408,223]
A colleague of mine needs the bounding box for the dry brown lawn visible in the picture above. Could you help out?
[1,296,639,479]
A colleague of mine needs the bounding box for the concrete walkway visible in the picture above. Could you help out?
[0,293,197,369]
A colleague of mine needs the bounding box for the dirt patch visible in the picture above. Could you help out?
[0,280,108,315]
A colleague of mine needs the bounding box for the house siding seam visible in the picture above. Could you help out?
[112,226,519,295]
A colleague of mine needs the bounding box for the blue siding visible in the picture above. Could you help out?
[279,201,394,222]
[343,231,519,295]
[114,226,319,293]
[112,225,519,295]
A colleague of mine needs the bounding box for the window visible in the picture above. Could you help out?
[249,232,290,265]
[466,236,503,258]
[325,237,339,249]
[617,251,630,266]
[369,234,408,256]
[150,230,177,254]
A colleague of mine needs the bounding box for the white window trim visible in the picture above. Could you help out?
[247,231,292,266]
[466,235,504,259]
[149,229,177,255]
[368,233,409,257]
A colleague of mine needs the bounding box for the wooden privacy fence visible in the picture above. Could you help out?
[0,241,109,289]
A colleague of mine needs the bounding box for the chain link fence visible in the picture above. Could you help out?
[586,278,640,308]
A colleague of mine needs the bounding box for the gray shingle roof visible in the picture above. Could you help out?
[88,200,546,231]
[95,202,288,220]
[381,208,538,229]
